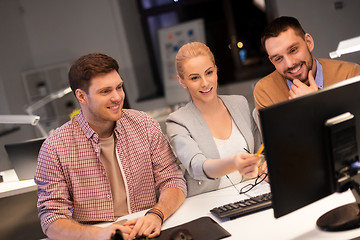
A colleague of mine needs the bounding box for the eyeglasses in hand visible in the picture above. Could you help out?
[239,172,268,194]
[226,172,268,194]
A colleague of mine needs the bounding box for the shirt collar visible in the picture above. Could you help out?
[75,110,98,141]
[286,58,323,89]
[75,109,123,142]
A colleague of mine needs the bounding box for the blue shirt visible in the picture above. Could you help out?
[287,59,323,90]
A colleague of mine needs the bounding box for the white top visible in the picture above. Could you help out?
[213,120,247,189]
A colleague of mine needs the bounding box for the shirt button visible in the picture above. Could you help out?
[107,195,111,199]
[198,181,202,185]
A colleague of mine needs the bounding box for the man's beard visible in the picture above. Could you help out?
[284,59,313,84]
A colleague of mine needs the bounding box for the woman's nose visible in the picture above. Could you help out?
[200,76,208,86]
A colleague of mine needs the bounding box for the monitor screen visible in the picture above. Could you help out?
[259,75,360,230]
[4,137,45,180]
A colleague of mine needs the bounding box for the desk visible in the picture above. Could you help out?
[0,169,36,198]
[98,180,360,240]
[0,169,45,240]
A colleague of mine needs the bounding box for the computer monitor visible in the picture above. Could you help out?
[4,137,45,180]
[259,74,360,231]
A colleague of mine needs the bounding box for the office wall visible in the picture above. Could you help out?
[0,0,38,170]
[0,0,166,169]
[20,0,164,110]
[1,0,359,169]
[268,0,360,64]
[0,1,33,116]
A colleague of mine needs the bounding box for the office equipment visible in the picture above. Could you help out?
[0,190,46,240]
[210,192,272,219]
[22,63,77,137]
[255,143,264,157]
[259,75,360,231]
[156,216,231,240]
[325,112,358,193]
[4,137,45,180]
[95,180,360,239]
[25,86,73,137]
[110,229,124,240]
[330,36,360,58]
[0,170,42,239]
[0,115,40,126]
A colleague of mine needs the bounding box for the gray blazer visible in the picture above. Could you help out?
[166,95,262,197]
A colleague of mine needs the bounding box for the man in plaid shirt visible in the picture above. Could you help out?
[35,53,187,240]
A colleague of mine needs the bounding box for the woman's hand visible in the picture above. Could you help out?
[258,159,269,182]
[234,153,262,179]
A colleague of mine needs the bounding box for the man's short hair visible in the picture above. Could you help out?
[261,16,306,48]
[68,53,119,93]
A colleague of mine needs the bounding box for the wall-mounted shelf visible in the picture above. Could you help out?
[22,63,78,136]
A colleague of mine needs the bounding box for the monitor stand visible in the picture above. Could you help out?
[317,180,360,231]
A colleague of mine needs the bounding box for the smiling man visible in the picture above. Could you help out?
[35,53,186,240]
[254,16,360,110]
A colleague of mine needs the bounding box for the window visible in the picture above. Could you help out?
[137,0,273,96]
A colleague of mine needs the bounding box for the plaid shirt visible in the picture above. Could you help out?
[35,109,186,233]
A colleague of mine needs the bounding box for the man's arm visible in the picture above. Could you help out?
[124,187,186,239]
[46,219,132,240]
[153,187,186,222]
[120,114,186,239]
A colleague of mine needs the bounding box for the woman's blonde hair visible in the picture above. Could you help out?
[176,42,215,79]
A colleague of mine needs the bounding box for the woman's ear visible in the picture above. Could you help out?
[75,89,87,104]
[178,75,187,89]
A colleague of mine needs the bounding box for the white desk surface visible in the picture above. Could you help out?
[97,180,360,240]
[3,168,359,239]
[0,169,36,198]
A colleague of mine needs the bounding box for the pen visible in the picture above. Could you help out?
[256,144,264,157]
[244,145,265,167]
[256,144,266,168]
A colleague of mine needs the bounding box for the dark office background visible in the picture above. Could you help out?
[136,0,274,99]
[0,0,359,169]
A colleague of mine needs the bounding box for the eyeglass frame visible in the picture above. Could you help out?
[239,172,268,194]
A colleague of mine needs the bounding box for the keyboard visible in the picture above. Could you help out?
[210,192,272,219]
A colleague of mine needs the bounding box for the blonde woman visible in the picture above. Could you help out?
[166,42,264,197]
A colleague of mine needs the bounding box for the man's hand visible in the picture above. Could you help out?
[123,214,162,240]
[45,218,133,240]
[289,70,318,99]
[121,187,185,240]
[101,224,132,240]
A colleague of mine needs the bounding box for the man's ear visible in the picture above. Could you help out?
[75,89,87,104]
[178,75,187,89]
[305,33,315,52]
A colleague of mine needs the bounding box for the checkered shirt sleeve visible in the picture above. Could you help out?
[35,109,186,233]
